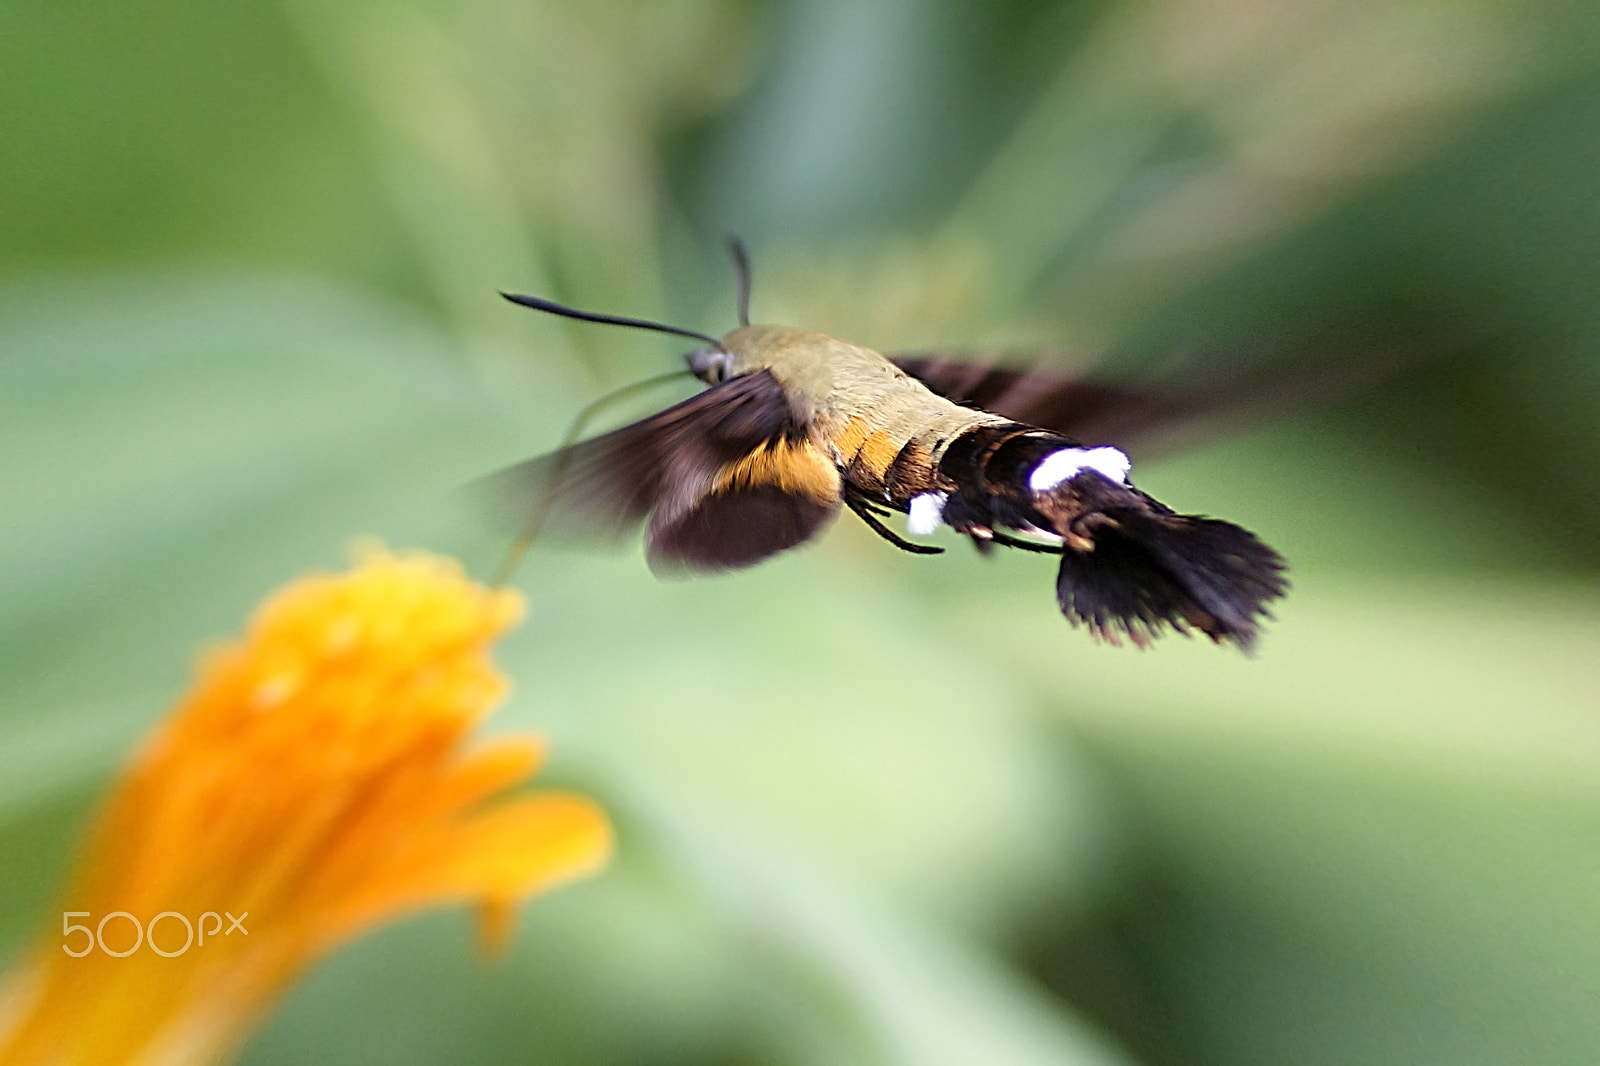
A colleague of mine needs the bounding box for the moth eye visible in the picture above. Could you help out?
[684,344,716,382]
[686,347,727,384]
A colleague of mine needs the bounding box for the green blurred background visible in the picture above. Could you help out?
[4,1,1600,1063]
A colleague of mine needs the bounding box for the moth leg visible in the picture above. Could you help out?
[843,490,945,555]
[989,529,1065,555]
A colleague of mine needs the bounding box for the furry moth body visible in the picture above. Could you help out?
[491,247,1288,650]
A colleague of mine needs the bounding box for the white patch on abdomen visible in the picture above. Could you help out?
[1028,446,1131,493]
[906,491,948,535]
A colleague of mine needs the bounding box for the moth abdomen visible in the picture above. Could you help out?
[906,420,1286,648]
[920,423,1089,541]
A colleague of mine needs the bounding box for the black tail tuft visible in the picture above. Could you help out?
[1055,510,1287,651]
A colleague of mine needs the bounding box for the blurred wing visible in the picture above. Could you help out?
[476,368,839,572]
[893,354,1145,442]
[894,344,1426,458]
[645,438,841,574]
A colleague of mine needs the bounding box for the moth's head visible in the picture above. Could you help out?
[686,325,774,384]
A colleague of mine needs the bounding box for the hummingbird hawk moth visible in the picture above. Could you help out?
[487,241,1288,650]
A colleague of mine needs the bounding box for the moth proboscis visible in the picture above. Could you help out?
[482,240,1289,651]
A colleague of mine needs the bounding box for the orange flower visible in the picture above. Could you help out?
[0,547,611,1066]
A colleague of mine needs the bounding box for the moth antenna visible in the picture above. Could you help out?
[726,235,753,327]
[501,292,722,348]
[490,368,697,586]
